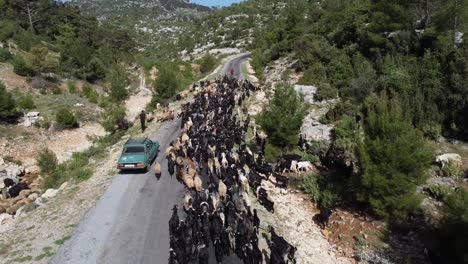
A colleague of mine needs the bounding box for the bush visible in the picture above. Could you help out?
[304,174,321,203]
[421,123,442,140]
[298,63,328,85]
[0,48,12,62]
[435,189,468,263]
[101,104,128,133]
[257,83,307,149]
[441,163,462,178]
[304,174,342,208]
[37,148,58,175]
[314,82,338,101]
[154,67,178,100]
[11,56,35,76]
[55,108,78,129]
[17,94,35,110]
[68,80,76,94]
[0,81,17,120]
[199,54,217,74]
[424,185,451,201]
[81,82,98,103]
[106,66,130,102]
[264,142,281,163]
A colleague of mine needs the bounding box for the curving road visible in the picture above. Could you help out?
[51,54,249,264]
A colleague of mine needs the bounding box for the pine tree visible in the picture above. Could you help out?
[0,81,17,120]
[257,83,307,149]
[354,93,432,221]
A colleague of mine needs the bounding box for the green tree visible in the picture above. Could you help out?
[0,81,17,120]
[17,94,35,110]
[257,83,307,149]
[55,108,78,129]
[11,56,35,76]
[106,65,130,102]
[37,148,58,175]
[154,67,178,99]
[0,48,12,62]
[199,54,217,74]
[101,104,128,133]
[354,94,432,220]
[436,189,468,264]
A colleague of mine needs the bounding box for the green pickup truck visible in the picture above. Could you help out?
[117,137,159,171]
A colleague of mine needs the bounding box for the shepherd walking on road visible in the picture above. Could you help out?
[140,110,146,132]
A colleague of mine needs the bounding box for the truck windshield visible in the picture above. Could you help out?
[124,146,145,154]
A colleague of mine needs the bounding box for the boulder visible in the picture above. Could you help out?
[26,112,40,118]
[74,103,85,107]
[34,197,47,206]
[42,189,58,199]
[20,119,32,127]
[0,157,4,166]
[6,165,24,178]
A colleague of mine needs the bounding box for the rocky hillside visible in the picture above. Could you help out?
[68,0,211,49]
[70,0,210,21]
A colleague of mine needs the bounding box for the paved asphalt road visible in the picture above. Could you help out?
[51,54,250,264]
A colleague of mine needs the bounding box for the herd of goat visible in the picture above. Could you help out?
[163,76,326,264]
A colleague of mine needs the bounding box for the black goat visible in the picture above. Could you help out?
[257,187,274,213]
[273,173,289,189]
[169,205,179,236]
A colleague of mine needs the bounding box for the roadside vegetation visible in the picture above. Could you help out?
[38,131,125,189]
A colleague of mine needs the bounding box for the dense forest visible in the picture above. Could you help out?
[0,0,135,81]
[254,0,467,139]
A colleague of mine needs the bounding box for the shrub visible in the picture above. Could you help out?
[51,86,62,95]
[199,54,217,74]
[0,48,12,62]
[101,104,128,133]
[17,95,35,110]
[314,82,338,101]
[146,95,162,112]
[55,108,78,129]
[424,185,451,201]
[81,82,98,103]
[304,173,342,208]
[0,81,17,120]
[37,148,58,175]
[298,63,328,85]
[421,123,442,140]
[154,67,178,100]
[106,66,130,102]
[436,189,468,263]
[441,163,461,178]
[68,80,76,94]
[264,142,281,163]
[304,174,321,203]
[257,83,307,149]
[11,56,35,76]
[40,119,51,129]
